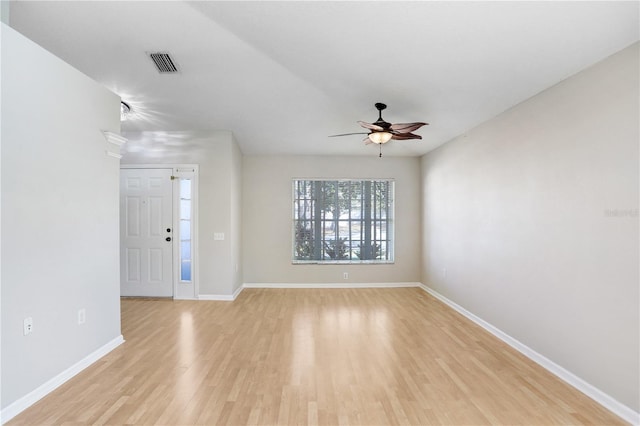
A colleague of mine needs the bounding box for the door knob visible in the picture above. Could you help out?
[166,237,172,242]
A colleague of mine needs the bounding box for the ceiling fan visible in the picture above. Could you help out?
[330,103,428,156]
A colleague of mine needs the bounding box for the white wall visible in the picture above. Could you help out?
[121,130,243,297]
[242,155,422,284]
[1,24,122,411]
[421,42,639,412]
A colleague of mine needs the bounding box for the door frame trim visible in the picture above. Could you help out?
[120,164,199,300]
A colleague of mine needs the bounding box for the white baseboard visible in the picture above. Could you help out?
[232,285,244,299]
[0,335,125,425]
[243,282,421,289]
[418,283,639,425]
[199,283,420,300]
[199,294,234,301]
[199,285,244,301]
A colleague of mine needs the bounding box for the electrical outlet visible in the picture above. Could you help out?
[343,272,349,280]
[78,308,86,325]
[23,317,33,335]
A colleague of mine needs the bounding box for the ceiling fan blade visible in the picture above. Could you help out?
[363,136,373,145]
[358,121,384,131]
[391,133,422,140]
[390,122,428,133]
[329,132,370,137]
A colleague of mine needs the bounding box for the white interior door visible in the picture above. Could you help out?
[120,168,173,297]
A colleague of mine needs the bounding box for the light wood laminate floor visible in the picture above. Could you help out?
[9,288,625,425]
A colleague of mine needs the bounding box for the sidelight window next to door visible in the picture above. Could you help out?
[179,178,192,281]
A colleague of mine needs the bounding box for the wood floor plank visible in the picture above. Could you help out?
[8,288,627,425]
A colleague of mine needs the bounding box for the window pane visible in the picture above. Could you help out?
[181,260,191,281]
[180,179,191,199]
[180,200,191,220]
[180,220,190,240]
[181,241,191,260]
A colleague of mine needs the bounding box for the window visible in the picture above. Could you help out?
[293,179,394,263]
[179,178,192,281]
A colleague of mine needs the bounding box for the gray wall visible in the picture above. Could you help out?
[1,24,122,409]
[242,155,422,284]
[421,43,639,411]
[231,137,244,293]
[121,130,243,297]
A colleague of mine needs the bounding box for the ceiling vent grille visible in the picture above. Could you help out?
[149,52,179,73]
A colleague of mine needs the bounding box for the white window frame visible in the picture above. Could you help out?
[292,178,395,264]
[173,167,198,298]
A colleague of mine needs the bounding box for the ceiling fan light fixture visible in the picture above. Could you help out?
[369,131,393,144]
[120,101,131,121]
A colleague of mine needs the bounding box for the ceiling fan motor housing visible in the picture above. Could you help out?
[373,103,392,129]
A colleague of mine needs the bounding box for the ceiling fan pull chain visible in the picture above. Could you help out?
[379,144,382,158]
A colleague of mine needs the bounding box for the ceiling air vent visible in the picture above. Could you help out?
[149,52,179,73]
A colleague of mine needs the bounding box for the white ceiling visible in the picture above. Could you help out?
[9,1,639,157]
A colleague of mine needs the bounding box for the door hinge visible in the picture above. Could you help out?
[171,175,176,180]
